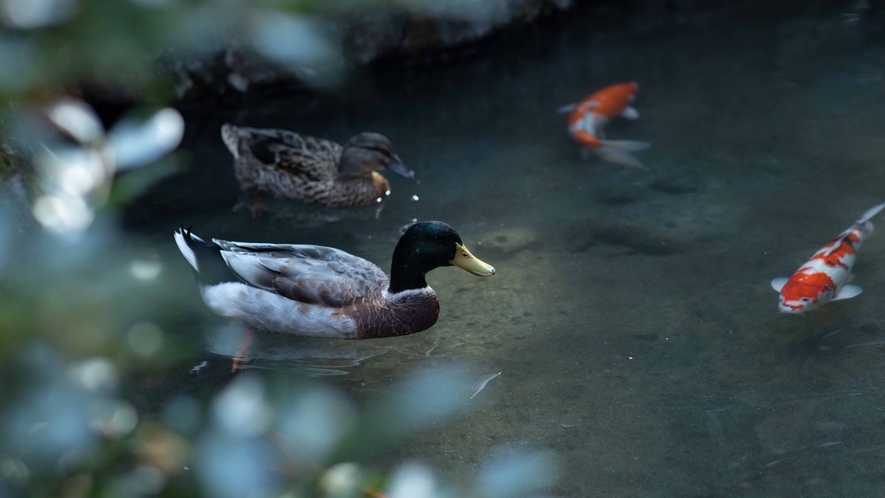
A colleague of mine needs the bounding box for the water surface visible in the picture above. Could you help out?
[134,5,885,495]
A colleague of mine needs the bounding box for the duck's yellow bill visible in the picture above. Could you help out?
[451,244,496,277]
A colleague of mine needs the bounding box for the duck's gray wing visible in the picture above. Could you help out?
[213,240,388,308]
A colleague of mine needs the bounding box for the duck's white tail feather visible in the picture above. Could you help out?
[174,229,203,271]
[594,140,652,170]
[221,124,240,158]
[858,202,885,223]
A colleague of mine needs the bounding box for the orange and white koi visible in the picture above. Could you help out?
[771,202,885,313]
[559,82,651,170]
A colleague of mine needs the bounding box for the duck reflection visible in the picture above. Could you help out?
[204,325,440,376]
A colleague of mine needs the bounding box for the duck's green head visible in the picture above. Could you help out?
[388,221,495,294]
[340,132,415,180]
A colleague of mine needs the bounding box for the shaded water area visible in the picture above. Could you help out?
[129,3,885,496]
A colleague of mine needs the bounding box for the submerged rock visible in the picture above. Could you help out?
[566,217,686,255]
[475,226,542,256]
[650,173,702,194]
[598,186,645,205]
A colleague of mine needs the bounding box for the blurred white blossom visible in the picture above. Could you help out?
[0,0,76,29]
[211,373,271,437]
[106,109,184,170]
[278,387,356,463]
[387,463,440,498]
[29,99,184,236]
[196,434,280,498]
[476,450,561,498]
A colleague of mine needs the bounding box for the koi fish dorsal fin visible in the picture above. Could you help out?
[771,278,788,292]
[622,106,640,120]
[824,235,849,256]
[833,284,863,301]
[858,202,885,224]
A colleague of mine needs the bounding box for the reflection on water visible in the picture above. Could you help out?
[205,324,448,376]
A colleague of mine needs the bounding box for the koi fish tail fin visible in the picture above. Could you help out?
[858,202,885,223]
[557,104,576,113]
[855,202,885,234]
[594,140,652,170]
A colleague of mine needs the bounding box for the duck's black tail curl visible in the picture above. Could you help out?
[173,226,233,286]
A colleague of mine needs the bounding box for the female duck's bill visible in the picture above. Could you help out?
[386,152,414,179]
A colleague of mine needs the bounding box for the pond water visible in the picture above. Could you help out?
[128,3,885,496]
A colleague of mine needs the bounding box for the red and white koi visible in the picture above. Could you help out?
[771,202,885,313]
[559,82,651,170]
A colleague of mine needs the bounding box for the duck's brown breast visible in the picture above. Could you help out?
[322,173,390,207]
[344,290,440,339]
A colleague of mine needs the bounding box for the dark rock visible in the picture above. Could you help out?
[162,0,576,100]
[164,46,280,101]
[344,0,575,64]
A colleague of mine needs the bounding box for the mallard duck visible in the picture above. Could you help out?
[173,221,495,339]
[221,124,415,209]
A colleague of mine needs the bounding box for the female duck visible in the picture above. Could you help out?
[221,124,414,209]
[173,221,495,339]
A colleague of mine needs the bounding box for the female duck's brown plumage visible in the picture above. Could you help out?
[173,221,496,339]
[221,124,414,208]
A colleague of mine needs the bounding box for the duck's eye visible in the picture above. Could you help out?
[367,146,391,158]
